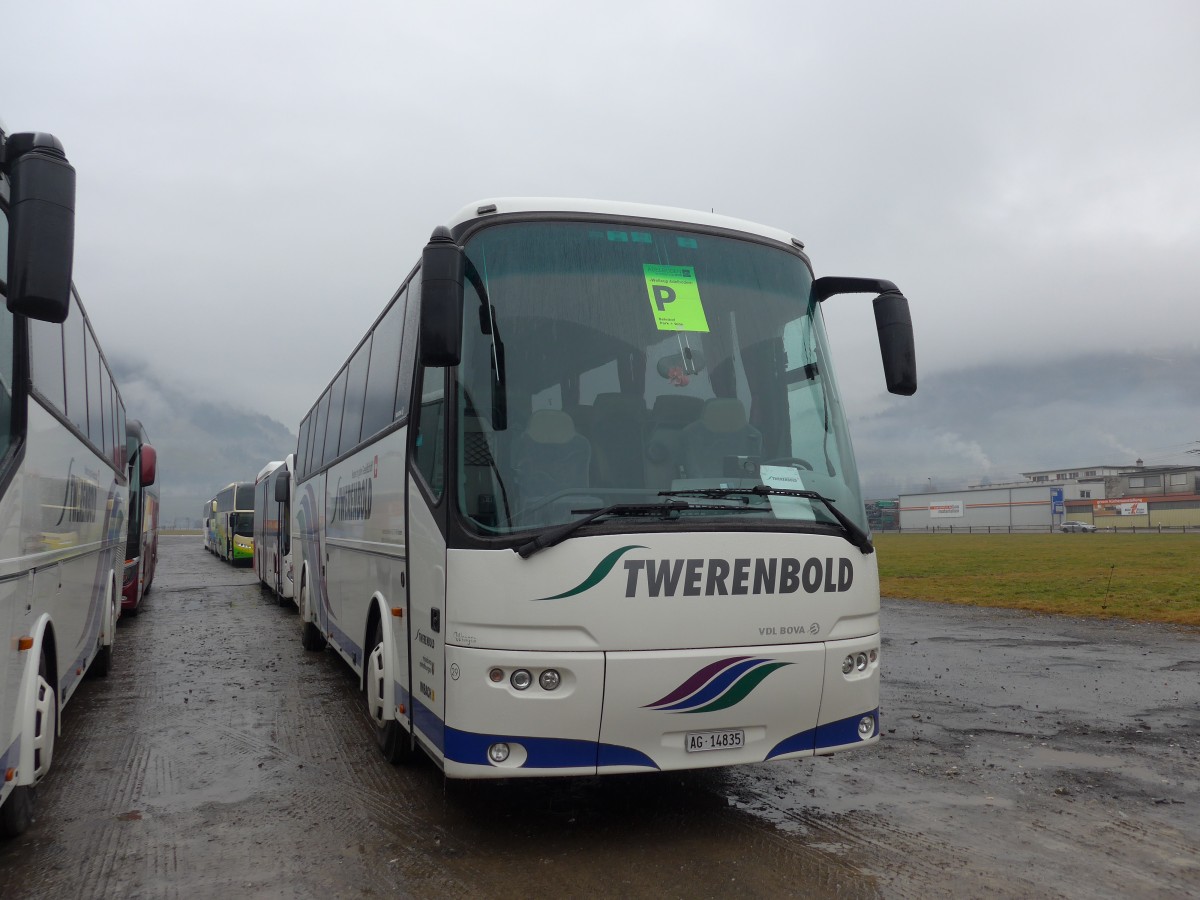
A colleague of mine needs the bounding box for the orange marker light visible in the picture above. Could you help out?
[391,607,403,618]
[17,637,33,652]
[5,768,15,782]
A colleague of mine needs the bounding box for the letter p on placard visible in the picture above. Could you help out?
[644,264,710,333]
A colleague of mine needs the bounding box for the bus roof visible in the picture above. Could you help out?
[256,461,284,484]
[446,198,802,248]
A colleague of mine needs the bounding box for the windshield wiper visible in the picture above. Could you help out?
[658,486,875,554]
[516,499,759,559]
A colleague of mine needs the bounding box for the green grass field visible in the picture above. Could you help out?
[874,533,1200,626]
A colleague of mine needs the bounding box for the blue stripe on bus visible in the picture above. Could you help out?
[765,709,879,759]
[402,694,658,771]
[444,727,658,771]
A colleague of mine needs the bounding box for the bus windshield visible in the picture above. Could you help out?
[454,219,866,537]
[232,512,254,537]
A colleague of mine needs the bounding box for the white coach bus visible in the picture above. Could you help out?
[292,198,915,778]
[253,455,295,604]
[0,127,128,833]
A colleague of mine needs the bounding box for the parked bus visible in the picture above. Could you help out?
[253,456,295,604]
[214,482,254,563]
[0,125,128,834]
[292,198,916,779]
[121,419,159,616]
[203,496,217,553]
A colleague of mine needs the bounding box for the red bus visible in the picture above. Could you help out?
[122,419,159,615]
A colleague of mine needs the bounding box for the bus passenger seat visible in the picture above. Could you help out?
[511,409,592,516]
[680,398,762,478]
[643,394,704,487]
[588,393,647,489]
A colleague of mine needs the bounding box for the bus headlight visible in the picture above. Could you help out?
[855,653,868,672]
[538,669,561,691]
[842,655,854,675]
[858,716,875,738]
[510,669,532,691]
[488,743,510,763]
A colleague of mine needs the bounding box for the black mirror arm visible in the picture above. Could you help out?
[811,276,899,303]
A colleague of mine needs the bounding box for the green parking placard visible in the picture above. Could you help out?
[643,264,710,333]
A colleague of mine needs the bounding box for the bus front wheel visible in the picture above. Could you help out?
[2,650,56,837]
[366,618,415,765]
[0,784,35,837]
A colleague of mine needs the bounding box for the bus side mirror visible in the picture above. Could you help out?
[812,276,917,396]
[5,133,76,324]
[140,445,157,486]
[873,291,916,396]
[274,471,290,503]
[419,226,464,367]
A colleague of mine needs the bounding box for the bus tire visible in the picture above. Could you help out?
[0,785,35,837]
[92,590,117,677]
[5,649,59,834]
[366,618,414,765]
[299,584,326,652]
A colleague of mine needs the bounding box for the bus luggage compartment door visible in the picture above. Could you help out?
[599,644,827,773]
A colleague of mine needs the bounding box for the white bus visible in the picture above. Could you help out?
[292,198,915,778]
[214,481,254,564]
[202,496,217,553]
[0,127,128,833]
[253,455,295,604]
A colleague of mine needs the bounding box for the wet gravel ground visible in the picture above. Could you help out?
[0,535,1196,898]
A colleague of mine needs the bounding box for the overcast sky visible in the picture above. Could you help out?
[4,1,1199,496]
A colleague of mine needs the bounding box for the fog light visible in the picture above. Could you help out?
[539,669,561,691]
[858,716,875,738]
[510,669,532,690]
[842,655,854,675]
[855,653,868,672]
[488,667,504,683]
[488,743,510,763]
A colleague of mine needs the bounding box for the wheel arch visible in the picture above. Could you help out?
[15,615,59,783]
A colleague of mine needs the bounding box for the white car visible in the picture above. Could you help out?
[1060,520,1098,533]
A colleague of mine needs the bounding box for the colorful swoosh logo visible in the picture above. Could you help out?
[532,545,648,601]
[645,657,791,714]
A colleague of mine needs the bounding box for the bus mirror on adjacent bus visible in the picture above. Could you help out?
[274,471,290,503]
[140,446,158,487]
[419,226,465,367]
[811,276,917,397]
[4,133,76,325]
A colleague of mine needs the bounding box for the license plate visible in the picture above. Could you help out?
[685,729,745,753]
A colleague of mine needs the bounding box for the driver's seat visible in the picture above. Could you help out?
[510,409,592,510]
[679,398,762,478]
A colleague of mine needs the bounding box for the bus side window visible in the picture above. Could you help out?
[395,279,421,422]
[412,365,445,501]
[362,288,405,439]
[296,416,311,481]
[63,295,87,435]
[323,369,347,467]
[29,317,66,414]
[85,326,104,449]
[340,336,371,455]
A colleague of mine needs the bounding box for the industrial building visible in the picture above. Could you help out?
[896,462,1200,532]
